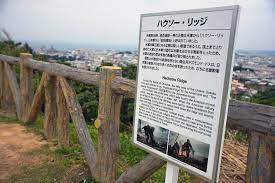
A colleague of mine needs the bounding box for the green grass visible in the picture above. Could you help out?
[0,115,190,182]
[25,115,45,137]
[225,128,249,144]
[0,115,20,123]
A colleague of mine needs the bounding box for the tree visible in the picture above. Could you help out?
[252,88,275,106]
[121,64,137,80]
[72,81,99,123]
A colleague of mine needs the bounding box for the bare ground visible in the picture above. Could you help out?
[0,123,46,180]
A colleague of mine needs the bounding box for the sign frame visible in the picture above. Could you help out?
[132,5,240,182]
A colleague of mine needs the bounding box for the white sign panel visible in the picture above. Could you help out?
[133,6,239,182]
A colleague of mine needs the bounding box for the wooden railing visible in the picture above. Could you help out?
[0,53,275,183]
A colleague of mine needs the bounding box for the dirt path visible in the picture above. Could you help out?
[0,123,46,180]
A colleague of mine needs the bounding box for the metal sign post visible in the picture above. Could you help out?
[165,162,179,183]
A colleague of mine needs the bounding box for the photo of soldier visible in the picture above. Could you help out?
[137,119,169,154]
[142,124,155,145]
[182,139,194,158]
[167,131,210,172]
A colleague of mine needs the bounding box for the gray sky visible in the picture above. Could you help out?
[0,0,274,50]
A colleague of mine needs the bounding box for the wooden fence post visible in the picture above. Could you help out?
[246,132,275,183]
[96,66,123,183]
[26,72,47,123]
[57,76,69,147]
[44,73,57,139]
[20,53,33,122]
[4,62,21,117]
[0,62,15,115]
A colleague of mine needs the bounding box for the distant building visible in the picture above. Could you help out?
[271,57,275,67]
[231,80,248,95]
[70,60,89,70]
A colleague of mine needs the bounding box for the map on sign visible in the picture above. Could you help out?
[133,5,240,182]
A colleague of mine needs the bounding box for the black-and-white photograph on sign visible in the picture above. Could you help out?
[133,5,240,181]
[168,131,210,172]
[137,119,169,154]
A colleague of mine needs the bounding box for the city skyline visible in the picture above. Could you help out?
[0,0,275,51]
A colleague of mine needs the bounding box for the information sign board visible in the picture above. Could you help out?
[133,5,240,181]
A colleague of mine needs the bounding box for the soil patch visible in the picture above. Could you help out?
[0,123,46,180]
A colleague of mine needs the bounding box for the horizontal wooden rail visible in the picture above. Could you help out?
[228,100,275,135]
[111,77,136,98]
[25,58,100,86]
[0,54,100,86]
[0,54,20,65]
[1,54,275,136]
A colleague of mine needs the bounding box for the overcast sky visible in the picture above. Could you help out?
[0,0,274,50]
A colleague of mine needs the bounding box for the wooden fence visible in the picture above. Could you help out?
[0,53,275,183]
